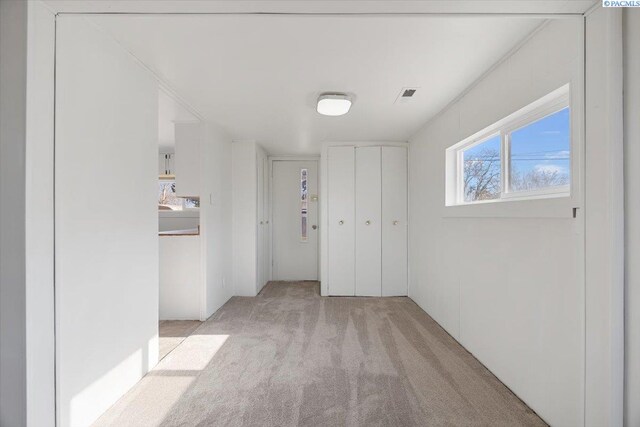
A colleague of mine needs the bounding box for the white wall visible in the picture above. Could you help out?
[232,141,258,296]
[201,124,235,317]
[408,19,584,426]
[159,236,202,320]
[55,16,159,427]
[0,1,28,425]
[174,122,202,198]
[25,2,56,425]
[624,10,640,426]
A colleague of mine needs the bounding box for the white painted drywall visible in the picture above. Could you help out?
[624,10,640,426]
[25,1,56,425]
[174,122,202,198]
[232,141,258,296]
[159,236,202,320]
[55,16,159,427]
[584,7,625,427]
[0,1,28,425]
[201,124,235,317]
[408,19,584,426]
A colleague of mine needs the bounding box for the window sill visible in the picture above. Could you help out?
[442,195,579,219]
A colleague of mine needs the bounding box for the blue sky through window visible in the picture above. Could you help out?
[464,134,501,160]
[509,107,570,190]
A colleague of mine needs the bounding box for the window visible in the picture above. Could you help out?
[448,85,570,205]
[300,168,308,241]
[158,180,199,210]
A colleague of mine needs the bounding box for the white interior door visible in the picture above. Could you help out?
[382,146,408,296]
[327,147,356,295]
[256,152,265,291]
[355,147,382,296]
[272,160,318,280]
[262,156,270,287]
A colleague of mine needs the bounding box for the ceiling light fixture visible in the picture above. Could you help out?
[317,93,352,116]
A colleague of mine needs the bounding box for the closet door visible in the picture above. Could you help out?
[327,147,355,295]
[355,146,382,296]
[382,146,408,296]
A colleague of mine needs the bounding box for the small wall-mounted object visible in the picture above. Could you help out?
[159,152,175,176]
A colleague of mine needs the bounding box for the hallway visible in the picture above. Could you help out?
[95,282,545,426]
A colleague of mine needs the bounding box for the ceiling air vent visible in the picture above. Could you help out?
[402,89,417,97]
[395,87,419,104]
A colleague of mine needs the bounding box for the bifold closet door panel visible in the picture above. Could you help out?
[382,146,408,296]
[355,146,382,296]
[327,146,356,296]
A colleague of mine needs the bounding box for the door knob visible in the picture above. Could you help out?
[365,220,371,225]
[312,225,317,230]
[260,221,264,225]
[393,220,399,225]
[338,220,344,225]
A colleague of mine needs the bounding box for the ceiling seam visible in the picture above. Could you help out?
[406,18,554,142]
[67,15,207,123]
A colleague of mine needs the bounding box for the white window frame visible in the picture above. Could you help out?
[448,84,571,206]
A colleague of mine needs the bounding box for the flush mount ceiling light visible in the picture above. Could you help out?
[317,93,352,116]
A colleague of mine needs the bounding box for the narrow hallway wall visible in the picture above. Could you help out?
[55,16,159,427]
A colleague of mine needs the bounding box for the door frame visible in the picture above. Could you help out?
[269,156,321,282]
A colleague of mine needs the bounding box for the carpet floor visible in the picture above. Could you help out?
[94,281,546,426]
[159,320,202,360]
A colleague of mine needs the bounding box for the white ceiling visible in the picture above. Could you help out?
[89,14,546,155]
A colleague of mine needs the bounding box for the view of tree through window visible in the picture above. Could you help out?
[463,135,501,202]
[509,107,570,192]
[158,181,199,210]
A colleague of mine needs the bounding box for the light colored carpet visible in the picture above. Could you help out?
[94,281,546,426]
[159,320,202,360]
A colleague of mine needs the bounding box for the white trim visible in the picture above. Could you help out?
[43,1,596,16]
[584,7,624,426]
